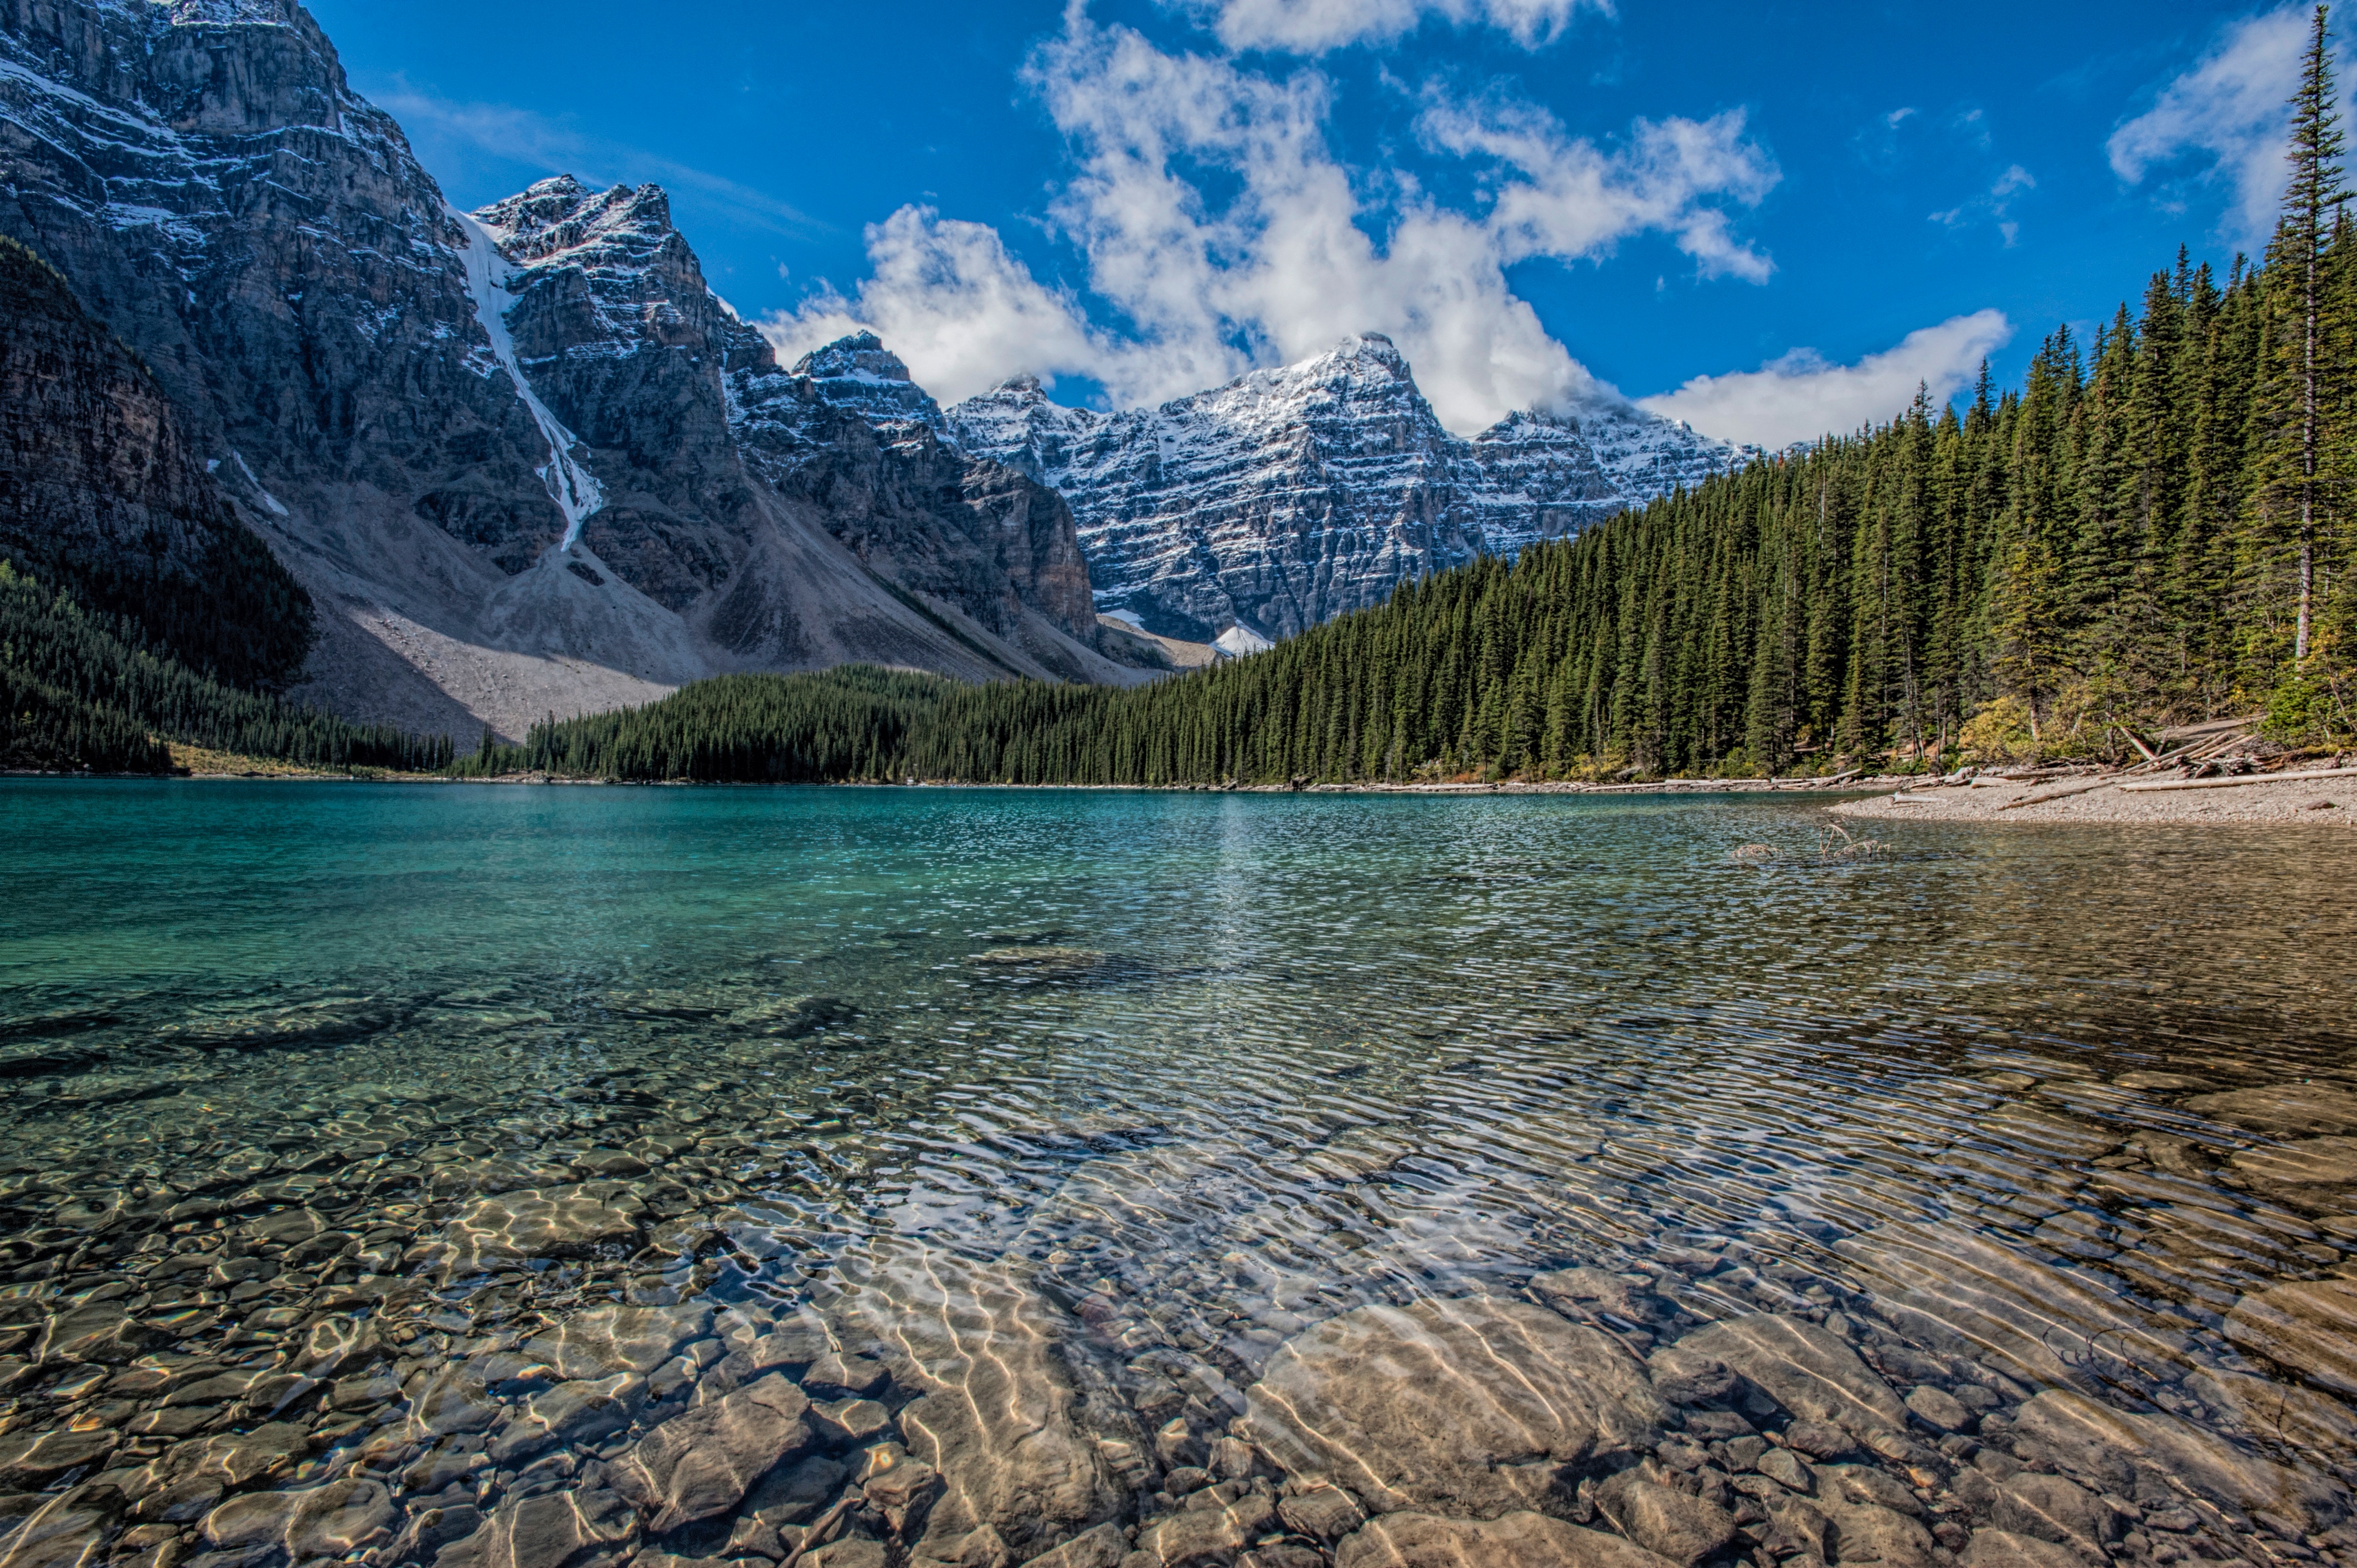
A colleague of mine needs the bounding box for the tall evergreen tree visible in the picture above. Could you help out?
[2286,4,2346,661]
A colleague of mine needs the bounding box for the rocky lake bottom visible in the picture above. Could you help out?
[1,782,2354,1568]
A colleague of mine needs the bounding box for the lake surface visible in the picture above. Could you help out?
[4,780,2357,1568]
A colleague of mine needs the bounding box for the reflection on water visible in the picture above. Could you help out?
[3,781,2356,1568]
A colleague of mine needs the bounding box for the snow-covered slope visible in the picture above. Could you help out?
[949,334,1747,643]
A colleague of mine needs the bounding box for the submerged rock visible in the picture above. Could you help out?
[2184,1082,2357,1137]
[2224,1276,2357,1396]
[1244,1296,1665,1518]
[527,1304,713,1381]
[1135,1490,1275,1566]
[1835,1224,2185,1390]
[199,1478,395,1559]
[1653,1315,1904,1439]
[2009,1389,2345,1531]
[1593,1473,1736,1566]
[487,1379,637,1465]
[609,1373,812,1531]
[2230,1136,2357,1190]
[1332,1510,1679,1568]
[434,1487,637,1568]
[435,1183,650,1271]
[838,1244,1124,1561]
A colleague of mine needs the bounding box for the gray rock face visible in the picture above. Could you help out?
[946,337,1744,644]
[0,8,1145,742]
[479,180,1102,662]
[0,236,311,685]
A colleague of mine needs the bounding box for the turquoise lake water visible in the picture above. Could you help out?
[4,780,2356,1566]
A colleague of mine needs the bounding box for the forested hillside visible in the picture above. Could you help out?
[0,564,452,775]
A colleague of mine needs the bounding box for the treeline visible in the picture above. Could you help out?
[465,668,936,782]
[0,563,455,774]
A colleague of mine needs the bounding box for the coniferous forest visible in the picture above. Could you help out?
[0,563,454,774]
[9,17,2357,785]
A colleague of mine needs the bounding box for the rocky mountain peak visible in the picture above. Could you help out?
[147,0,298,24]
[793,331,911,383]
[789,332,945,431]
[946,336,1744,643]
[475,177,676,266]
[0,0,1156,741]
[477,179,756,375]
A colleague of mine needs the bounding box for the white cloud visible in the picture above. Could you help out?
[760,11,1778,431]
[1928,162,2036,246]
[1423,95,1778,281]
[763,210,1117,397]
[2108,7,2309,247]
[1638,310,2013,449]
[1180,0,1604,54]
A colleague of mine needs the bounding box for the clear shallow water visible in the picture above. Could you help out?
[5,781,2357,1568]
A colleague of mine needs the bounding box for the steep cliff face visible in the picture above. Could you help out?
[0,0,564,546]
[0,5,1144,742]
[476,179,1104,668]
[0,235,312,686]
[949,335,1747,643]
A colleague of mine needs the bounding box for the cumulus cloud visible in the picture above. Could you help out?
[765,210,1118,395]
[2108,7,2309,247]
[759,11,1778,431]
[1638,310,2014,450]
[1178,0,1603,54]
[1423,95,1778,280]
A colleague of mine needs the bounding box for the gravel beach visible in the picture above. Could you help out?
[1833,766,2357,826]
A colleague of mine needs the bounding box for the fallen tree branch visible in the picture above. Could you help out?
[2000,776,2124,810]
[2118,766,2354,794]
[2155,714,2266,741]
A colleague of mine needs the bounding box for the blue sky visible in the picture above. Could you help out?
[310,0,2320,444]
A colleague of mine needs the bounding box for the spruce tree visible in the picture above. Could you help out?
[2287,4,2347,661]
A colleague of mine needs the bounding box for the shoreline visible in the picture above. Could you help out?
[1833,767,2357,826]
[12,765,2356,825]
[0,767,1923,793]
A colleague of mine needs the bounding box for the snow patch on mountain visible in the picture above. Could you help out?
[449,204,605,549]
[946,334,1748,643]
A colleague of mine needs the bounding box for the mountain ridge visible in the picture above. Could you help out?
[944,333,1747,643]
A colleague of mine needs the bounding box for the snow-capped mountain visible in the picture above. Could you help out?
[948,335,1747,643]
[0,2,1143,740]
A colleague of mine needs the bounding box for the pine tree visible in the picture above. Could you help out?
[2287,4,2347,661]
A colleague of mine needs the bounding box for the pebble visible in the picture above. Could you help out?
[1904,1384,1970,1432]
